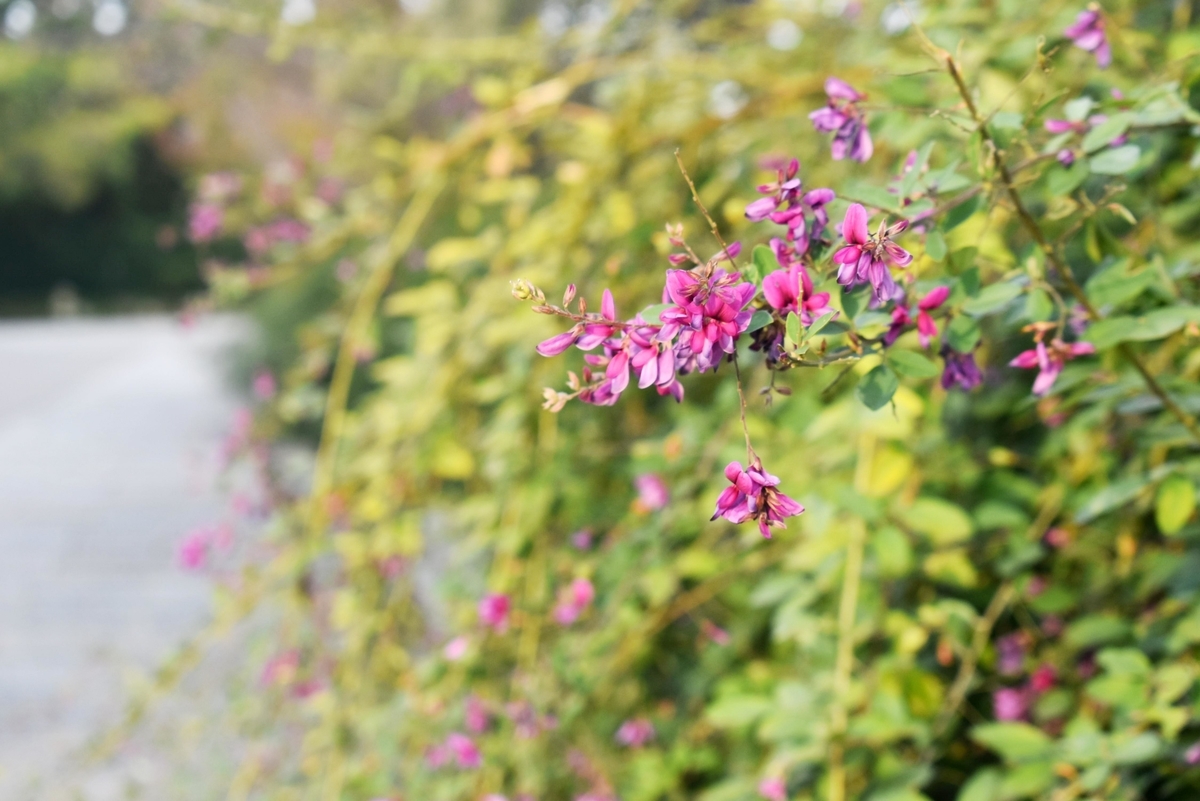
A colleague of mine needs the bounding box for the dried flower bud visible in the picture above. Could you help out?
[510,278,545,302]
[531,304,555,315]
[666,222,685,246]
[578,297,587,314]
[774,386,792,396]
[668,253,691,266]
[566,371,581,391]
[542,388,570,413]
[563,284,577,307]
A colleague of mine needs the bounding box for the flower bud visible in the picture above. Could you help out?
[563,284,577,307]
[510,278,545,302]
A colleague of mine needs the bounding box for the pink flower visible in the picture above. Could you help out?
[993,687,1028,721]
[478,593,511,633]
[1065,4,1111,68]
[1009,335,1095,396]
[701,619,731,646]
[658,268,756,373]
[446,732,482,769]
[884,286,949,348]
[188,203,223,243]
[758,777,788,801]
[832,203,911,305]
[615,718,655,748]
[809,77,873,162]
[634,474,669,511]
[537,289,619,357]
[1186,742,1200,765]
[443,636,469,661]
[198,171,243,202]
[762,265,836,326]
[941,346,982,392]
[711,457,804,538]
[745,158,835,254]
[571,529,593,550]
[996,632,1027,676]
[554,577,595,625]
[260,650,300,686]
[177,527,210,570]
[253,370,277,401]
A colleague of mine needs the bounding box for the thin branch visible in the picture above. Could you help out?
[942,54,1200,444]
[674,150,739,267]
[732,353,755,461]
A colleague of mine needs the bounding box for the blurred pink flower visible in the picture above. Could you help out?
[443,636,469,661]
[571,529,593,550]
[1030,664,1057,694]
[177,528,210,570]
[1186,742,1200,765]
[253,370,277,401]
[479,593,511,632]
[446,732,482,769]
[554,578,595,625]
[993,687,1028,721]
[188,203,223,243]
[260,650,300,686]
[615,718,655,748]
[198,171,243,203]
[701,619,731,646]
[758,777,787,801]
[466,695,489,733]
[633,474,670,511]
[212,522,234,551]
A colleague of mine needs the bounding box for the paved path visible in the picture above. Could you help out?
[0,314,247,800]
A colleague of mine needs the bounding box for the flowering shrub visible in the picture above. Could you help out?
[177,1,1200,800]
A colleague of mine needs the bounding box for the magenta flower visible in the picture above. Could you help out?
[701,619,731,646]
[1186,742,1200,765]
[178,527,210,570]
[762,265,836,326]
[253,369,277,401]
[1065,4,1111,68]
[883,286,949,348]
[188,203,223,243]
[658,269,756,372]
[626,323,677,391]
[614,718,656,748]
[634,473,670,511]
[940,347,982,392]
[536,289,620,357]
[1030,664,1057,694]
[832,203,911,304]
[758,777,788,801]
[745,158,835,255]
[1010,335,1095,396]
[711,457,804,538]
[267,218,311,244]
[993,687,1028,721]
[1057,149,1076,167]
[478,593,511,633]
[809,77,873,162]
[198,171,243,203]
[996,632,1027,676]
[554,577,595,625]
[571,529,593,550]
[445,732,482,769]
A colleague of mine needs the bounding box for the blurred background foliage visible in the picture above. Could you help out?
[12,0,1200,799]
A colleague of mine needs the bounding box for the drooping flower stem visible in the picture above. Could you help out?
[828,434,872,801]
[732,352,754,462]
[674,149,740,268]
[941,52,1200,443]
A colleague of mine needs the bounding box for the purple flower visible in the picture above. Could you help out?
[809,77,873,162]
[634,474,669,511]
[1030,664,1057,694]
[253,369,277,401]
[465,695,489,733]
[745,159,835,255]
[554,577,595,625]
[1065,4,1111,68]
[478,593,511,633]
[940,346,982,392]
[1010,335,1095,396]
[1056,148,1076,167]
[993,687,1028,721]
[571,529,593,550]
[188,203,223,243]
[832,203,911,305]
[883,286,949,348]
[178,527,211,570]
[614,718,655,748]
[762,265,836,326]
[996,632,1027,676]
[711,457,804,538]
[1186,742,1200,765]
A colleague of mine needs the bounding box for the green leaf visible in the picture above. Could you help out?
[785,311,801,347]
[957,768,1002,801]
[971,722,1054,762]
[1064,96,1095,122]
[1065,614,1132,649]
[1089,145,1141,175]
[745,309,773,334]
[1085,306,1200,349]
[991,111,1023,130]
[1086,261,1152,308]
[1156,474,1196,535]
[946,316,981,352]
[1024,289,1054,322]
[705,695,773,728]
[1110,732,1162,765]
[1046,162,1089,196]
[962,281,1024,316]
[889,350,941,379]
[943,195,981,231]
[807,310,836,337]
[897,496,974,545]
[847,182,902,213]
[1081,112,1133,154]
[842,285,868,320]
[898,141,935,199]
[1075,475,1150,523]
[856,364,899,411]
[925,230,947,261]
[749,244,776,285]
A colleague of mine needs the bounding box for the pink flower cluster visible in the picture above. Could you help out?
[426,732,481,770]
[809,77,873,163]
[712,458,805,539]
[1009,323,1095,396]
[833,202,912,305]
[553,578,595,625]
[614,718,655,748]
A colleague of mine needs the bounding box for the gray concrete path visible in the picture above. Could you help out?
[0,313,247,799]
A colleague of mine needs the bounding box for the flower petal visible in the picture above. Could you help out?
[842,203,869,245]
